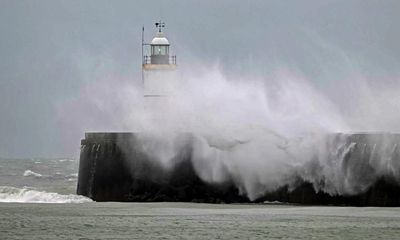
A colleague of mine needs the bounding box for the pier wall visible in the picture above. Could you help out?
[77,133,246,202]
[77,132,400,206]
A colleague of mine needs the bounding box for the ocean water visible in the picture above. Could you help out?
[1,158,400,239]
[0,158,88,203]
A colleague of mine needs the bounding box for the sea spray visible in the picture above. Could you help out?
[61,62,400,199]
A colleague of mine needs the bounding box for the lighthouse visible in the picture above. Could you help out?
[142,21,177,99]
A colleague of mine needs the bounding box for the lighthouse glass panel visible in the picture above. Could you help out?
[151,45,168,55]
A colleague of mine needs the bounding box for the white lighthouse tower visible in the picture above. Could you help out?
[142,21,177,98]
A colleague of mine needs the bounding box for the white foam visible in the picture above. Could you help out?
[66,173,78,179]
[23,170,43,178]
[0,186,92,203]
[263,200,286,205]
[58,159,75,162]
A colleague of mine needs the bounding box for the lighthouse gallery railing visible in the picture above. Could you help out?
[142,55,176,65]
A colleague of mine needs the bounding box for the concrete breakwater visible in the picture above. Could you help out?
[77,132,400,206]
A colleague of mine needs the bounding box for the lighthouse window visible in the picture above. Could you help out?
[151,45,168,55]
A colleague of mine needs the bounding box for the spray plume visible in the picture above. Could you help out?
[58,55,400,199]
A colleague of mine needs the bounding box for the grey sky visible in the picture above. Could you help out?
[0,0,399,158]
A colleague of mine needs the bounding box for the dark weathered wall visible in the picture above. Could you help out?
[77,133,247,203]
[77,132,400,206]
[77,133,133,201]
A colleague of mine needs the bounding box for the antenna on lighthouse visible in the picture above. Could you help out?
[141,26,144,85]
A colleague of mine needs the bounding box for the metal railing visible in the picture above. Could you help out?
[143,55,177,65]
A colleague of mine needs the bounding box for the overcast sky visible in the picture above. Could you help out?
[1,0,399,158]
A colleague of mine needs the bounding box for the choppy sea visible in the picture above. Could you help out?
[1,158,400,239]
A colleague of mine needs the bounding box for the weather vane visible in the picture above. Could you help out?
[155,21,165,32]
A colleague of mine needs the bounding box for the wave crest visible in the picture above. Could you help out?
[0,186,92,203]
[23,170,43,178]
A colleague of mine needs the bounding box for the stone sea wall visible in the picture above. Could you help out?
[77,132,400,206]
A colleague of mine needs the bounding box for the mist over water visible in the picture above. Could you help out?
[59,56,400,199]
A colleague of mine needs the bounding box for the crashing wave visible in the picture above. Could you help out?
[0,186,92,203]
[23,170,43,178]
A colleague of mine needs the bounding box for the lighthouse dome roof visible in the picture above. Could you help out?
[151,32,170,45]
